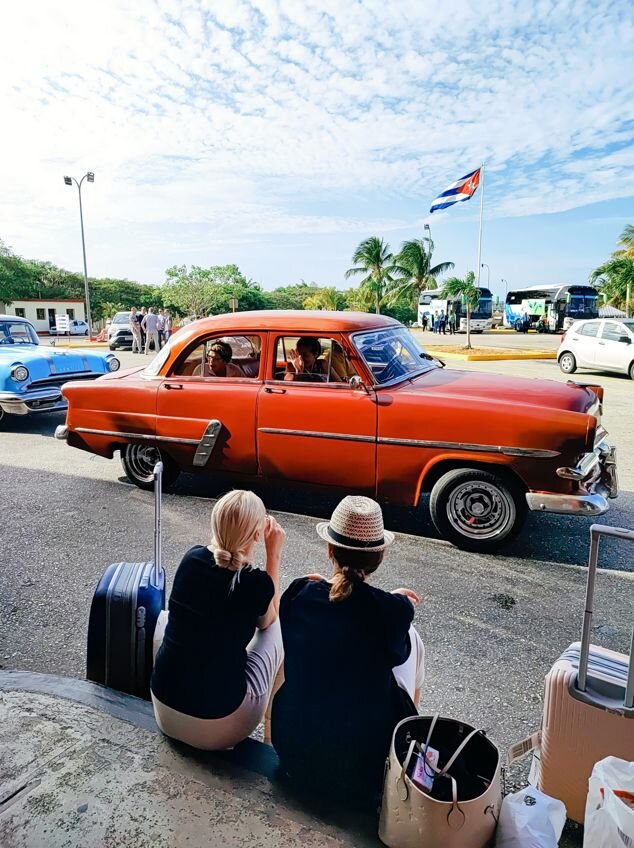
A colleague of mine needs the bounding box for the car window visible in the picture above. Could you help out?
[0,320,39,345]
[169,335,262,379]
[578,322,599,337]
[273,336,357,384]
[112,312,131,324]
[353,327,433,384]
[601,322,627,342]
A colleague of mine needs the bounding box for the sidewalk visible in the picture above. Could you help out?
[0,672,378,848]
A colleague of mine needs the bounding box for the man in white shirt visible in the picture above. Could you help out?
[142,308,161,355]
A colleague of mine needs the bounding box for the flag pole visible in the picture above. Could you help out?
[475,162,485,288]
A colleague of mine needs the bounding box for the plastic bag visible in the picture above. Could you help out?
[584,757,634,848]
[494,787,566,847]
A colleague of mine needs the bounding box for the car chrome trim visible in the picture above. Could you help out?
[258,427,375,443]
[193,419,222,467]
[0,388,62,404]
[556,440,613,483]
[378,436,560,457]
[526,491,610,517]
[258,428,559,457]
[74,427,200,446]
[55,424,69,441]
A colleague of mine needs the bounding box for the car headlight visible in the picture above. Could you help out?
[11,365,29,382]
[108,357,121,372]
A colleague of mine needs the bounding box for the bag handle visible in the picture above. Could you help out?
[153,461,163,583]
[438,727,483,778]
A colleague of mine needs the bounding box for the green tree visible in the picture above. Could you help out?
[590,256,634,314]
[388,237,454,308]
[441,271,479,349]
[303,287,347,311]
[163,264,270,316]
[616,224,634,258]
[267,283,317,310]
[345,236,394,314]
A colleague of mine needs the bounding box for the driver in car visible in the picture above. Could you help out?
[194,341,244,378]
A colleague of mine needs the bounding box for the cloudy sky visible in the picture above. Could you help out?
[1,0,633,298]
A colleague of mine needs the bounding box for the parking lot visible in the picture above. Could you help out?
[0,349,632,835]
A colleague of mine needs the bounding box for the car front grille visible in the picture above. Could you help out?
[28,373,97,390]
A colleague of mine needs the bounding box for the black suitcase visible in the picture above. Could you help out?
[86,461,166,698]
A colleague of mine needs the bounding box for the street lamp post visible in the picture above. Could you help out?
[481,263,490,289]
[63,172,95,338]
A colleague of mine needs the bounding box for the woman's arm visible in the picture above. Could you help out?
[257,515,286,629]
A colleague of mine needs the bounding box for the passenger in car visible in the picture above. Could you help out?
[271,496,425,809]
[194,341,245,377]
[151,491,285,750]
[284,337,344,382]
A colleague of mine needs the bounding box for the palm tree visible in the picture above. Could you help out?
[345,236,394,314]
[590,256,634,315]
[303,287,347,311]
[441,271,480,349]
[388,237,454,307]
[616,224,634,259]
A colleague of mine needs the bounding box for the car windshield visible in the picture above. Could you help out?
[353,326,435,384]
[142,337,174,377]
[112,313,131,324]
[622,321,634,334]
[0,320,39,345]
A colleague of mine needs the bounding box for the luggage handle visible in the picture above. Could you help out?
[153,461,163,583]
[578,524,634,708]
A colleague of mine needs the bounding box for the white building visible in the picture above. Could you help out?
[0,299,86,333]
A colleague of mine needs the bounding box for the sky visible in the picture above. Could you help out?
[1,0,633,301]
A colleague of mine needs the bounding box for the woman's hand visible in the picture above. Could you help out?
[264,515,286,560]
[391,587,421,604]
[287,348,304,373]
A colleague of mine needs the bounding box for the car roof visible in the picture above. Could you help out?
[0,315,30,321]
[179,310,399,334]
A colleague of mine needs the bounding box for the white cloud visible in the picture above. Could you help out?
[0,0,632,285]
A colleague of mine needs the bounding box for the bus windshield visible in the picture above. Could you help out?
[568,292,598,318]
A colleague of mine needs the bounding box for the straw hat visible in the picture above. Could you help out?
[316,496,394,551]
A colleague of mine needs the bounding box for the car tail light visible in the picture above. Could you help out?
[560,331,567,342]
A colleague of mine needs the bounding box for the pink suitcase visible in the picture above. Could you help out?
[535,524,634,824]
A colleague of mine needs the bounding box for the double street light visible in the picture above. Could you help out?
[63,171,95,338]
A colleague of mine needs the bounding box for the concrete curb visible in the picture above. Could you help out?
[426,348,558,361]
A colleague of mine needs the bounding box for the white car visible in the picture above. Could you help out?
[558,318,634,380]
[50,319,90,336]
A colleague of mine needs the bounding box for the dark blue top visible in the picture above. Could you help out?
[271,577,416,808]
[151,546,274,719]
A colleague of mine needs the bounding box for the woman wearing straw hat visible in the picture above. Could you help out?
[271,495,425,809]
[151,490,285,750]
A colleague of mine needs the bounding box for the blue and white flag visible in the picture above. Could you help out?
[430,168,481,213]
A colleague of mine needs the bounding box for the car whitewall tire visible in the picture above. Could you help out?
[121,444,180,491]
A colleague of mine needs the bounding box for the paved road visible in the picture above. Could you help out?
[0,352,632,834]
[413,327,562,351]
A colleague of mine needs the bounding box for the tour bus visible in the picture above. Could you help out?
[418,287,493,333]
[504,284,599,333]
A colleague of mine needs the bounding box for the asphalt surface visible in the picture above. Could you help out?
[0,349,632,843]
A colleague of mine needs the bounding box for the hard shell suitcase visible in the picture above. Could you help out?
[535,523,634,824]
[86,462,166,698]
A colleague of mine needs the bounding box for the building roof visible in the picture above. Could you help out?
[7,298,85,303]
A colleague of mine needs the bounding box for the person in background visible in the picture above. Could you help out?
[151,491,285,751]
[163,310,172,344]
[421,313,428,332]
[138,307,147,349]
[439,310,447,335]
[432,311,440,334]
[448,309,457,336]
[272,496,425,810]
[157,309,165,348]
[142,307,160,355]
[130,306,142,354]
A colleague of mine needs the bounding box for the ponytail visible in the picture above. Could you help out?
[327,544,384,603]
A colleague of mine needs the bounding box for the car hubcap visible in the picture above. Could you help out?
[447,481,515,540]
[126,444,162,483]
[561,355,572,371]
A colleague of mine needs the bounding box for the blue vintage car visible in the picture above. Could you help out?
[0,315,120,425]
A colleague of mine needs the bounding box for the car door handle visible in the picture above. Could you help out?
[165,383,184,390]
[264,386,287,394]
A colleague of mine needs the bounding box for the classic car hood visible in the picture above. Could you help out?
[0,344,100,374]
[405,367,597,413]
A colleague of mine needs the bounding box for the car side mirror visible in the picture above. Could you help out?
[618,335,631,344]
[349,375,369,393]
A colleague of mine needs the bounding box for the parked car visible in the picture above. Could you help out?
[0,315,120,425]
[108,311,134,350]
[558,319,634,380]
[49,319,90,336]
[56,311,617,552]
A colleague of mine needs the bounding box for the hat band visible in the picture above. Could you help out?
[328,527,385,549]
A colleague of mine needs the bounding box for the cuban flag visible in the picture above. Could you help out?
[430,167,481,213]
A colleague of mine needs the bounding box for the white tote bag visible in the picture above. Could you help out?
[584,757,634,848]
[379,715,501,848]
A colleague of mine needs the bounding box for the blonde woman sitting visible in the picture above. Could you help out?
[151,490,285,750]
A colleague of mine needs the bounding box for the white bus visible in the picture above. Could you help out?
[504,285,599,333]
[418,287,493,333]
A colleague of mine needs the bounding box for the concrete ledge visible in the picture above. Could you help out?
[426,347,557,361]
[0,671,379,848]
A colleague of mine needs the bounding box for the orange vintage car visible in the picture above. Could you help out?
[56,311,617,551]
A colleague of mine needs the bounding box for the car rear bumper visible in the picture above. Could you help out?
[0,388,67,416]
[526,442,618,516]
